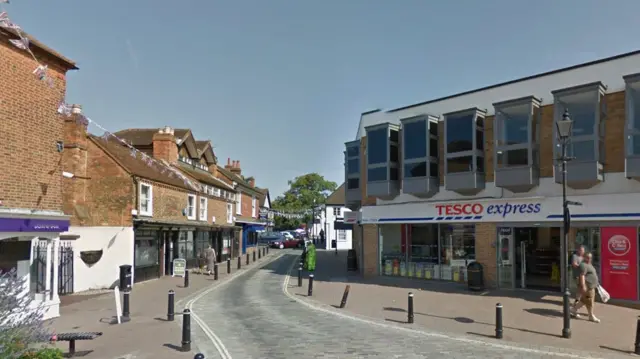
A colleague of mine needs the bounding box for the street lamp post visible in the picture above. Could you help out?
[556,109,574,339]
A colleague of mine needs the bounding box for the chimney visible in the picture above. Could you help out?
[152,126,178,163]
[230,160,241,175]
[62,104,89,224]
[247,177,255,188]
[225,158,233,170]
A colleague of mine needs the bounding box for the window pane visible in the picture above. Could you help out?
[476,156,484,172]
[570,140,595,161]
[476,129,484,150]
[565,100,596,136]
[347,178,359,189]
[498,111,529,146]
[390,167,398,181]
[439,224,476,262]
[429,137,438,158]
[447,156,473,173]
[497,148,528,167]
[404,162,427,178]
[390,145,399,162]
[632,134,640,155]
[390,129,399,143]
[368,167,387,181]
[367,129,388,164]
[403,121,427,160]
[429,121,438,136]
[347,158,359,174]
[346,146,359,157]
[446,114,473,153]
[429,162,438,178]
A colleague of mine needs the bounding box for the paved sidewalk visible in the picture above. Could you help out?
[47,248,279,359]
[289,250,639,357]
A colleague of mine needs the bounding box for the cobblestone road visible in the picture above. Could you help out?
[190,253,620,359]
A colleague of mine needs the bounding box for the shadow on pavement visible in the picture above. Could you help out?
[162,343,183,352]
[599,345,633,355]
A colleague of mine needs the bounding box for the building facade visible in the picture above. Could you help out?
[0,29,77,319]
[316,184,353,250]
[347,50,640,304]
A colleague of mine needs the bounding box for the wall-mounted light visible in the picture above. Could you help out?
[56,141,64,153]
[62,171,74,179]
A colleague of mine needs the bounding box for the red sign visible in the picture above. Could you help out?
[600,227,638,301]
[435,203,484,216]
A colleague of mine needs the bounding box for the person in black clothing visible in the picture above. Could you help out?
[319,229,325,245]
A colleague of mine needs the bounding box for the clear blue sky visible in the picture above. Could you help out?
[6,0,640,197]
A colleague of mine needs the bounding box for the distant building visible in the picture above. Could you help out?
[314,184,353,250]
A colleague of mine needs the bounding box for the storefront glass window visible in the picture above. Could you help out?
[408,224,438,280]
[135,230,159,267]
[439,224,475,282]
[573,227,601,277]
[222,230,231,255]
[177,231,195,260]
[380,224,403,276]
[195,231,210,258]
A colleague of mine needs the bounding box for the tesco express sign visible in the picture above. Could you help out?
[435,202,542,218]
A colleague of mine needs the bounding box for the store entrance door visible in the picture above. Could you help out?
[515,227,562,291]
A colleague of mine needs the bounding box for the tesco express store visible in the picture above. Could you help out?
[362,192,640,303]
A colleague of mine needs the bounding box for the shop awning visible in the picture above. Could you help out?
[133,218,241,231]
[334,221,353,231]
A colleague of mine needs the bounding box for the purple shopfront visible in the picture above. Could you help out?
[0,213,70,320]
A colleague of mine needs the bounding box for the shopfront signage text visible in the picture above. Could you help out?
[435,202,542,218]
[0,217,70,233]
[601,227,638,301]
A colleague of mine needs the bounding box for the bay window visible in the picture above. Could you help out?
[345,140,362,206]
[624,73,640,178]
[365,123,400,199]
[400,115,439,197]
[444,108,486,193]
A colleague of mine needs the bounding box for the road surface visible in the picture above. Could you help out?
[189,252,614,359]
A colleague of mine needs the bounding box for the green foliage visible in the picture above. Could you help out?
[272,173,337,230]
[19,347,64,359]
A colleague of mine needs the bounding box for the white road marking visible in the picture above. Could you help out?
[186,251,285,359]
[281,255,607,359]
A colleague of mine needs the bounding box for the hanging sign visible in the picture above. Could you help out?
[600,227,638,301]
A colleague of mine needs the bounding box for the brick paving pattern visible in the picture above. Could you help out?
[191,252,624,358]
[287,250,637,358]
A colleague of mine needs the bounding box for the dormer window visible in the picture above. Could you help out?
[179,156,193,165]
[443,108,486,194]
[552,82,606,188]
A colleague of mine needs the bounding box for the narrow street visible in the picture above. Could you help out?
[189,252,614,359]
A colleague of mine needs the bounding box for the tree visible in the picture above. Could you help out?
[272,173,338,230]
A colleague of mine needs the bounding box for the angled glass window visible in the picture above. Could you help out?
[444,109,485,174]
[367,129,388,165]
[346,146,359,158]
[368,167,387,182]
[494,97,539,169]
[347,158,359,175]
[404,162,427,178]
[403,120,427,160]
[347,178,359,189]
[625,74,640,156]
[446,114,474,153]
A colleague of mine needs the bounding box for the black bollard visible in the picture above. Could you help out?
[167,290,175,321]
[495,303,503,339]
[184,270,190,288]
[298,265,303,287]
[246,253,249,265]
[253,251,256,262]
[335,247,338,256]
[122,290,131,322]
[181,309,191,352]
[194,354,205,359]
[214,263,219,280]
[340,285,351,309]
[258,247,262,259]
[237,256,241,270]
[266,246,269,254]
[227,258,231,274]
[407,292,414,324]
[263,247,266,256]
[635,316,640,355]
[308,274,314,296]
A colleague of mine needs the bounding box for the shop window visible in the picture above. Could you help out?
[380,224,403,276]
[134,231,159,268]
[409,224,439,265]
[195,231,210,259]
[573,228,601,276]
[177,231,195,260]
[222,230,231,255]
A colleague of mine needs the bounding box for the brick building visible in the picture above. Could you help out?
[0,28,77,319]
[346,50,640,304]
[63,123,239,288]
[217,159,267,255]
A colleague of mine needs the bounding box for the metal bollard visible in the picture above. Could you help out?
[214,263,219,280]
[635,316,640,355]
[184,269,190,288]
[194,354,205,359]
[308,274,314,296]
[246,253,249,265]
[298,265,303,287]
[167,290,175,321]
[253,251,256,262]
[181,309,191,352]
[227,258,231,274]
[335,247,338,256]
[237,256,241,270]
[263,247,266,256]
[122,290,131,322]
[339,285,351,309]
[407,292,414,324]
[495,303,503,339]
[266,246,269,254]
[258,247,261,259]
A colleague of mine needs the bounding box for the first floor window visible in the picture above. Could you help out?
[333,207,341,217]
[187,195,196,220]
[139,183,153,216]
[338,230,346,241]
[199,197,208,221]
[226,203,233,223]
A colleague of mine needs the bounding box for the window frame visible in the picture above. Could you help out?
[365,123,400,183]
[625,73,640,157]
[333,207,341,217]
[400,114,439,179]
[444,108,486,174]
[139,182,153,216]
[236,191,242,215]
[493,96,541,169]
[345,140,361,189]
[251,196,256,217]
[198,196,207,221]
[226,203,233,223]
[552,82,606,164]
[187,194,196,220]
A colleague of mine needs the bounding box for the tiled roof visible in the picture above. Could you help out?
[1,28,77,70]
[255,187,269,207]
[196,141,209,153]
[325,183,345,206]
[113,128,191,146]
[175,162,233,190]
[217,166,262,196]
[89,135,195,191]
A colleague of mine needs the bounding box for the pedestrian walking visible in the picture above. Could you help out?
[571,252,600,323]
[205,245,217,275]
[570,245,586,313]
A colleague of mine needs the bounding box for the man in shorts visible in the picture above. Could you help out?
[571,253,600,323]
[570,245,585,317]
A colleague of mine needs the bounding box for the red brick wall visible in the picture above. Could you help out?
[0,40,70,211]
[241,192,254,218]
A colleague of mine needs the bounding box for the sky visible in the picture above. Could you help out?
[5,0,640,197]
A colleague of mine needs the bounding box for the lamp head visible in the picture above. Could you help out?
[556,109,573,139]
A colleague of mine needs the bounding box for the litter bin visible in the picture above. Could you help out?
[331,239,337,249]
[119,264,132,290]
[347,249,358,271]
[466,262,484,291]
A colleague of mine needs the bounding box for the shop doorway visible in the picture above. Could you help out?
[163,231,177,276]
[514,227,562,291]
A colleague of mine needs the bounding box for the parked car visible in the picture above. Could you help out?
[259,232,286,248]
[281,231,294,240]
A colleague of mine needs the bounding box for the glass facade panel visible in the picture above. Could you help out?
[404,162,427,178]
[569,102,596,136]
[347,178,359,189]
[368,167,387,182]
[446,114,474,153]
[447,156,473,173]
[367,129,388,164]
[403,121,427,160]
[346,146,359,157]
[497,148,528,167]
[347,158,359,174]
[497,109,529,146]
[570,140,595,161]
